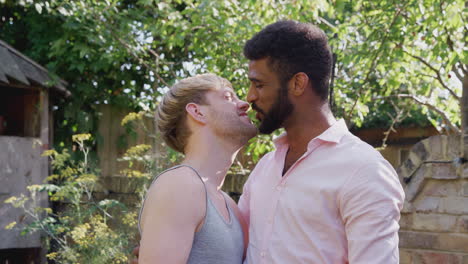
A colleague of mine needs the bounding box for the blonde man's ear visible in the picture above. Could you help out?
[185,103,207,124]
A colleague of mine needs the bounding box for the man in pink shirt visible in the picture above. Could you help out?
[238,20,405,263]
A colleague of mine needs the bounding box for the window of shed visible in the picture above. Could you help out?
[0,86,41,137]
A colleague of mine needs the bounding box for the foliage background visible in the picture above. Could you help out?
[0,0,466,262]
[1,0,465,156]
[4,134,138,263]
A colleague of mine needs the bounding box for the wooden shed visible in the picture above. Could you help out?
[0,39,70,263]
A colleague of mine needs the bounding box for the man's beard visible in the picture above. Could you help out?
[254,82,294,134]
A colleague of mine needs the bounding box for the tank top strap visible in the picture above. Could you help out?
[138,164,208,234]
[181,166,233,226]
[219,192,233,214]
[149,164,206,187]
[174,164,206,187]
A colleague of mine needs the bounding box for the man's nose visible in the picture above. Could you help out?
[238,100,250,112]
[246,86,257,103]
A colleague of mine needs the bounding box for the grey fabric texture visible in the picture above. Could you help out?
[139,165,244,264]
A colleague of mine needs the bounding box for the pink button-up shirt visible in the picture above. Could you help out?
[238,120,404,264]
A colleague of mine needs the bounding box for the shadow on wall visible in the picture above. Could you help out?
[0,247,42,263]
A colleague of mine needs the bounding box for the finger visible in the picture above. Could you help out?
[132,246,140,256]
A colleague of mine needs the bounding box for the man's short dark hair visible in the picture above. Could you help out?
[244,20,332,101]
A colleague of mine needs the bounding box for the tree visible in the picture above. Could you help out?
[1,0,466,156]
[329,0,466,136]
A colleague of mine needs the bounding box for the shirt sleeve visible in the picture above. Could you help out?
[339,160,405,264]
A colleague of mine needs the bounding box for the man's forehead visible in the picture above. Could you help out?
[208,86,234,94]
[248,58,271,81]
[219,86,234,92]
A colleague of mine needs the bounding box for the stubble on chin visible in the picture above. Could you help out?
[209,111,258,145]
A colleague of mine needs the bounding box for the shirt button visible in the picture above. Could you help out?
[260,251,266,257]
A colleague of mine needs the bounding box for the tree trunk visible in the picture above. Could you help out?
[463,72,468,158]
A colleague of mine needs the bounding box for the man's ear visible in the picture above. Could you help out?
[186,103,207,124]
[289,72,309,96]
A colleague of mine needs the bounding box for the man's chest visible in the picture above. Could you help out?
[282,150,304,175]
[249,164,347,223]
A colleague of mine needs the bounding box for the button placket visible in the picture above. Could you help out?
[260,183,282,264]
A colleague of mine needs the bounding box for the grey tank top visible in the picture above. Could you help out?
[138,165,244,264]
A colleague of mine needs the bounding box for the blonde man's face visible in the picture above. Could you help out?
[204,86,258,143]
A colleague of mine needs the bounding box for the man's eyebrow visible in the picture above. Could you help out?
[223,88,236,95]
[248,77,262,82]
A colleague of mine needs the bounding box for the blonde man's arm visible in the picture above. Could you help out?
[139,168,206,264]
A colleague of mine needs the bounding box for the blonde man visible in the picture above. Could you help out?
[138,73,257,264]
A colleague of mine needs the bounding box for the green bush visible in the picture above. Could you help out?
[4,134,139,263]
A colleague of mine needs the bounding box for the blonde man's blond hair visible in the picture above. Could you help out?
[156,73,232,153]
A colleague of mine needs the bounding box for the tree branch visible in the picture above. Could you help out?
[346,3,408,121]
[418,72,437,79]
[458,62,467,75]
[452,63,465,82]
[89,10,170,87]
[380,100,410,148]
[109,32,170,87]
[404,50,460,100]
[376,94,461,134]
[318,16,337,30]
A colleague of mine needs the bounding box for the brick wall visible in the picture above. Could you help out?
[397,134,468,263]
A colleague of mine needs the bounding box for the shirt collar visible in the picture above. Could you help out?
[273,119,348,148]
[272,133,288,148]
